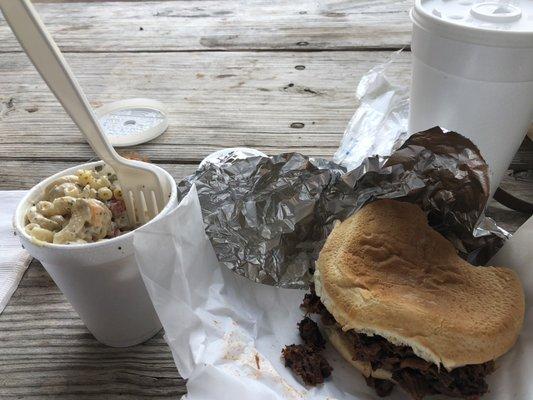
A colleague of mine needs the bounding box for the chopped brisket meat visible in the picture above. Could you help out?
[298,317,326,350]
[345,330,494,399]
[365,376,395,397]
[282,344,332,385]
[303,291,495,400]
[301,291,323,314]
[300,283,336,325]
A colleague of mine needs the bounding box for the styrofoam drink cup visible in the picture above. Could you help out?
[14,161,177,347]
[409,0,533,198]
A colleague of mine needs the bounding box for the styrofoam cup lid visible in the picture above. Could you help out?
[413,0,533,46]
[95,98,168,147]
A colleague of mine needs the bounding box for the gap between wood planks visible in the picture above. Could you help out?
[0,0,414,52]
[0,157,201,164]
[0,47,410,54]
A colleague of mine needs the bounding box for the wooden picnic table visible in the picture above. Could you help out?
[0,1,531,398]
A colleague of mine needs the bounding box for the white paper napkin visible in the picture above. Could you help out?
[133,186,532,400]
[0,191,31,314]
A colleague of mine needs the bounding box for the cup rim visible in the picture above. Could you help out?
[14,160,178,250]
[411,1,533,48]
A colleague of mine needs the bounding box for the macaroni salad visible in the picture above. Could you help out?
[25,165,131,244]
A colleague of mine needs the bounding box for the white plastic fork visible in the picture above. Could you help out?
[0,0,165,226]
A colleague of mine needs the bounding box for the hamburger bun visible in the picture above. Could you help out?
[315,199,524,370]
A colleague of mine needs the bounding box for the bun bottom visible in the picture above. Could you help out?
[323,324,393,382]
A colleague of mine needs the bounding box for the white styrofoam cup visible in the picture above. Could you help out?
[14,161,178,347]
[409,0,533,198]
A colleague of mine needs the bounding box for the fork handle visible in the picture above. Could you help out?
[0,0,122,167]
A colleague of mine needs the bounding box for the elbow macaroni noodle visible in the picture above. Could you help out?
[25,165,132,244]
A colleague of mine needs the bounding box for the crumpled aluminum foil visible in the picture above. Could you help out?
[332,52,511,243]
[177,127,503,289]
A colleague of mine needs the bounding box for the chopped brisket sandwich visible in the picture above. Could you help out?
[304,199,525,399]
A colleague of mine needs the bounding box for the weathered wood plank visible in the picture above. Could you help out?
[2,160,532,230]
[0,260,186,399]
[510,138,533,171]
[35,0,170,2]
[0,0,412,52]
[3,160,531,229]
[0,50,411,161]
[2,50,531,168]
[487,170,533,233]
[0,160,197,190]
[2,159,533,213]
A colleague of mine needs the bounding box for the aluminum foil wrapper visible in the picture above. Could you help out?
[178,127,503,289]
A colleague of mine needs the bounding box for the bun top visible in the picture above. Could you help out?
[315,199,524,370]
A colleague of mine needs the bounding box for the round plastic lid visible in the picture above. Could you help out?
[413,0,533,46]
[95,98,168,147]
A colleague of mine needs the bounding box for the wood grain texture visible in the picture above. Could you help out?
[0,50,411,161]
[3,161,531,230]
[2,159,531,235]
[0,160,197,189]
[487,171,533,233]
[0,260,186,399]
[1,50,531,168]
[0,0,412,52]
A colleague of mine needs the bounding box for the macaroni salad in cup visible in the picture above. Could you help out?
[25,165,132,244]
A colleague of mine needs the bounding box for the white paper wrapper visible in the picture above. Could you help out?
[0,191,32,314]
[333,53,409,172]
[133,186,532,400]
